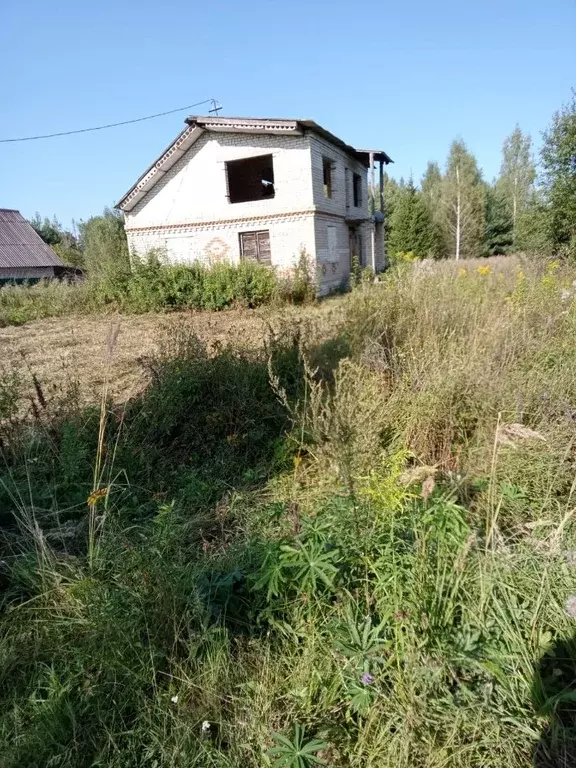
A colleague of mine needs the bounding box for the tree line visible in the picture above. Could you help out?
[377,89,576,261]
[30,208,129,276]
[31,89,575,272]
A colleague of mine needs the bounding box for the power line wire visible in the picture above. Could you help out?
[0,98,219,144]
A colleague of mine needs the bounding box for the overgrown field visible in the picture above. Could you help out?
[2,257,576,767]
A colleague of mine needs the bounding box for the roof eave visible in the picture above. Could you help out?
[116,124,205,211]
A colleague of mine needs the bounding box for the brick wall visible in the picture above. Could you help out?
[124,127,372,294]
[309,133,369,221]
[127,212,316,272]
[125,132,314,230]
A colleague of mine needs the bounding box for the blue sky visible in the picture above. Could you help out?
[1,0,574,227]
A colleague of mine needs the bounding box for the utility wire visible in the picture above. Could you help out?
[0,98,218,144]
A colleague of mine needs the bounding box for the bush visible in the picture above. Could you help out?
[0,260,294,327]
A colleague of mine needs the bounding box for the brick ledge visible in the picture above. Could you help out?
[125,208,355,234]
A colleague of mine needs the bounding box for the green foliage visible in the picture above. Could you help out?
[349,253,362,287]
[29,213,64,246]
[391,250,419,264]
[496,126,536,245]
[30,213,84,267]
[442,139,485,259]
[420,161,447,258]
[540,90,576,256]
[285,248,316,304]
[387,180,436,259]
[268,725,327,767]
[79,207,131,279]
[514,192,553,254]
[0,259,302,326]
[0,279,92,327]
[484,185,513,255]
[6,257,576,766]
[118,258,279,311]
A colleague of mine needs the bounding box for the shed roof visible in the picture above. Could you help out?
[116,116,393,212]
[0,209,64,269]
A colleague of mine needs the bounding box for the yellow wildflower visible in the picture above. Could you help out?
[477,265,492,276]
[293,454,302,468]
[548,260,560,272]
[458,268,467,277]
[87,487,108,506]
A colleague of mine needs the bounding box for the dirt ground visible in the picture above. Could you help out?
[0,302,342,409]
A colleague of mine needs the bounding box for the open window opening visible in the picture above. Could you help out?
[322,157,333,199]
[226,154,275,204]
[352,172,362,207]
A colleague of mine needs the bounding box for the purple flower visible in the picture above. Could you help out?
[360,672,374,686]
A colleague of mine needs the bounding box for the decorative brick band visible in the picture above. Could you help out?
[125,208,370,235]
[126,209,316,234]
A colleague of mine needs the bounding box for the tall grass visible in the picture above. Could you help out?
[2,257,576,766]
[0,259,315,327]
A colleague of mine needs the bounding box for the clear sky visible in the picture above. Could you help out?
[1,0,574,227]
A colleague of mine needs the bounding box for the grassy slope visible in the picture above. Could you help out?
[1,258,576,767]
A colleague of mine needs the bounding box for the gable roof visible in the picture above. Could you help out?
[0,209,64,269]
[116,116,393,212]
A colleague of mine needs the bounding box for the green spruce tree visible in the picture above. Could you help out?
[388,180,435,259]
[484,185,513,256]
[421,162,447,258]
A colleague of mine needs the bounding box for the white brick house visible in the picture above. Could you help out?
[116,116,392,295]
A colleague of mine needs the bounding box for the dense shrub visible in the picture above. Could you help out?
[0,259,310,327]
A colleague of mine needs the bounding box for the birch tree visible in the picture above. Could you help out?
[442,141,484,260]
[497,126,535,245]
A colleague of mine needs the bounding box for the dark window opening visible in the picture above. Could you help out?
[353,172,362,207]
[239,230,271,264]
[322,157,333,199]
[226,154,275,204]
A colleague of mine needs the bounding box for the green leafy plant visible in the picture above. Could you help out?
[267,724,328,767]
[253,529,341,602]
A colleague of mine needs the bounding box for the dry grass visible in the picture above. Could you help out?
[0,300,343,409]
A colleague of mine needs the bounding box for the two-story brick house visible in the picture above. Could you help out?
[116,116,392,294]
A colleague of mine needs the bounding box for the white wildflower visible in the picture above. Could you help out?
[565,595,576,618]
[563,551,576,566]
[202,720,211,732]
[170,695,179,704]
